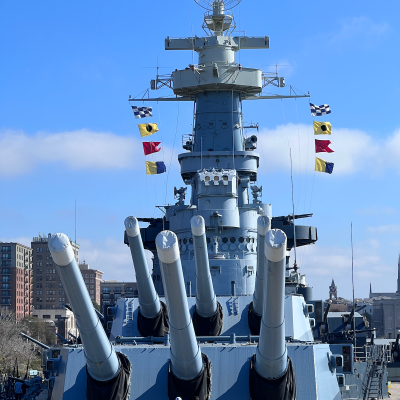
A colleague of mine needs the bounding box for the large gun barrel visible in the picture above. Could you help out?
[191,215,217,318]
[156,230,203,380]
[49,233,119,382]
[256,229,288,379]
[252,215,271,317]
[20,332,50,349]
[124,216,160,318]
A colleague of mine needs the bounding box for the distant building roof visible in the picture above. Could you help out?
[370,292,400,300]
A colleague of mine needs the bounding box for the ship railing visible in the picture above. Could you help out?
[356,343,392,363]
[114,335,313,345]
[203,10,234,19]
[185,251,256,262]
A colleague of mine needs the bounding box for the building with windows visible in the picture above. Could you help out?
[31,233,80,310]
[0,242,33,320]
[369,255,400,338]
[31,234,104,311]
[100,281,138,308]
[78,262,103,305]
[32,309,78,342]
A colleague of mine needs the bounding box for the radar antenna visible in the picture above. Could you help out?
[194,0,242,10]
[194,0,241,35]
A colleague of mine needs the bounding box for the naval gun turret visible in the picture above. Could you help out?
[248,215,271,335]
[251,229,296,399]
[48,233,131,399]
[124,216,169,337]
[156,230,211,400]
[190,215,223,336]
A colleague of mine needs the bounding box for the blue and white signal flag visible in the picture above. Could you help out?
[131,106,153,119]
[310,103,331,117]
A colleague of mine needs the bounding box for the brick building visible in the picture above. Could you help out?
[78,262,103,305]
[0,242,33,320]
[31,233,80,310]
[31,234,103,310]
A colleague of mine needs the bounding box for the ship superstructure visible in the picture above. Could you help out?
[35,2,389,399]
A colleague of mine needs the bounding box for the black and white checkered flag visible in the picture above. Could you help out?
[310,103,331,117]
[131,106,153,119]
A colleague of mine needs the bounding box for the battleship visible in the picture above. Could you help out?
[29,0,390,399]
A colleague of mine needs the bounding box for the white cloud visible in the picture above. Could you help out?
[297,238,397,299]
[2,125,399,178]
[0,129,177,177]
[257,125,400,176]
[367,225,400,234]
[77,237,154,282]
[329,16,391,47]
[356,206,397,216]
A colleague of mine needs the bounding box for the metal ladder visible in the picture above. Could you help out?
[362,346,388,400]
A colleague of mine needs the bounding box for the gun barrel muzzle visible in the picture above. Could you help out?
[156,230,203,380]
[255,229,288,379]
[125,216,161,318]
[49,233,120,382]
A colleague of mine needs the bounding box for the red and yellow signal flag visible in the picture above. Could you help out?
[315,139,334,153]
[143,142,161,156]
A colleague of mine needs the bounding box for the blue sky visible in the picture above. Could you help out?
[1,0,399,300]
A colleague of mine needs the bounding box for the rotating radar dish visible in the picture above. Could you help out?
[194,0,242,11]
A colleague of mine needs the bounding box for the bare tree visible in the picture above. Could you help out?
[0,309,38,375]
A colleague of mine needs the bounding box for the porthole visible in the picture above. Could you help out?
[238,237,244,243]
[189,238,193,244]
[246,237,251,243]
[206,237,211,244]
[230,237,236,243]
[183,238,187,244]
[222,237,228,243]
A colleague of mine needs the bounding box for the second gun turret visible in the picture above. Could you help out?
[190,215,223,336]
[249,229,296,400]
[248,215,271,335]
[156,230,211,400]
[125,216,168,337]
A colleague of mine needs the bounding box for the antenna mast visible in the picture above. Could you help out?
[351,222,356,353]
